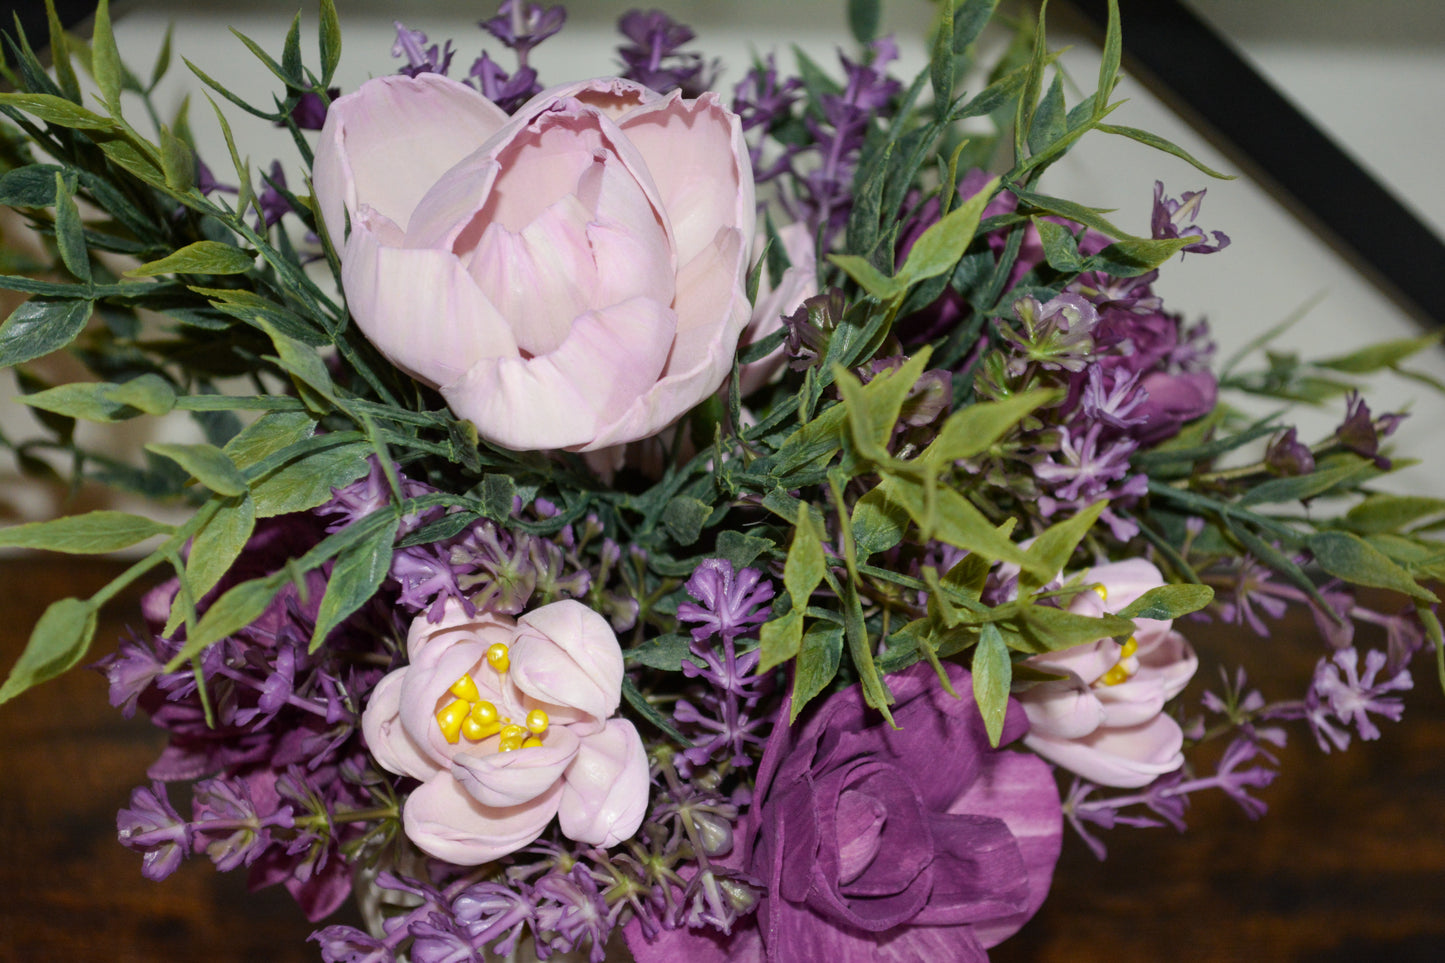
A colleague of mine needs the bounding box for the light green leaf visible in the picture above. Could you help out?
[759,608,805,672]
[880,474,1038,574]
[222,409,316,469]
[22,381,135,421]
[897,176,1000,286]
[1113,583,1214,622]
[159,125,195,192]
[167,576,283,668]
[148,23,174,91]
[1344,495,1445,535]
[1095,123,1234,180]
[145,442,248,496]
[931,0,956,117]
[851,484,910,557]
[319,0,343,83]
[127,241,254,278]
[924,387,1057,466]
[0,597,97,704]
[828,253,903,301]
[257,319,338,404]
[1019,500,1107,596]
[835,349,932,462]
[44,0,82,101]
[1313,333,1444,374]
[662,497,711,547]
[1094,0,1122,114]
[1307,531,1438,602]
[1015,603,1135,653]
[0,298,92,367]
[249,441,371,517]
[620,677,692,747]
[0,510,172,553]
[310,512,399,651]
[91,0,123,112]
[0,93,115,129]
[791,621,845,721]
[972,622,1011,747]
[52,173,89,282]
[166,495,257,636]
[1084,236,1196,277]
[1033,217,1083,272]
[103,374,176,415]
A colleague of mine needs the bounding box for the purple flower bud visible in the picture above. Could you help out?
[1151,181,1230,255]
[117,782,191,881]
[1265,426,1316,476]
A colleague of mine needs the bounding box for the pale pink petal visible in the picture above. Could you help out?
[312,73,509,251]
[580,156,677,310]
[1028,715,1186,788]
[511,600,625,723]
[405,599,516,665]
[360,669,442,782]
[617,91,755,268]
[1018,675,1105,741]
[1028,638,1118,686]
[558,719,649,847]
[398,641,489,769]
[442,297,676,451]
[452,726,581,809]
[403,774,561,865]
[587,228,749,449]
[342,210,518,387]
[1094,673,1169,728]
[1081,559,1168,614]
[514,77,661,121]
[1139,631,1198,700]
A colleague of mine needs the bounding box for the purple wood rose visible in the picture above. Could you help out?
[627,662,1062,961]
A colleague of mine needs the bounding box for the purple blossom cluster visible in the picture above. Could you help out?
[391,1,566,113]
[615,9,716,96]
[101,513,393,919]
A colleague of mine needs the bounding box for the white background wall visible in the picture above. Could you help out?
[3,0,1443,523]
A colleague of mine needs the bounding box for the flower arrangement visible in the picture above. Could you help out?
[0,1,1441,961]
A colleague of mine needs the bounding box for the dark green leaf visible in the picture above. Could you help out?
[44,0,81,101]
[1027,74,1067,155]
[0,597,97,704]
[1095,123,1233,179]
[52,173,89,282]
[931,1,956,119]
[1344,495,1445,535]
[847,0,881,44]
[0,510,171,553]
[281,13,304,85]
[479,473,516,521]
[662,496,711,547]
[249,440,371,517]
[0,297,91,367]
[1015,603,1135,653]
[715,531,773,570]
[1083,236,1195,277]
[791,622,844,721]
[1094,0,1122,115]
[167,576,283,667]
[954,0,1000,53]
[1235,459,1375,508]
[620,676,692,746]
[223,409,315,470]
[625,633,696,672]
[310,511,399,651]
[1308,531,1438,602]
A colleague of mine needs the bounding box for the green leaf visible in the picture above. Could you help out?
[310,511,399,651]
[257,319,338,405]
[222,409,315,469]
[22,381,136,421]
[1235,459,1375,508]
[931,0,956,119]
[159,125,195,192]
[972,622,1011,746]
[90,0,123,112]
[791,622,844,721]
[828,253,903,301]
[1095,123,1233,180]
[620,676,692,747]
[52,173,90,282]
[479,473,516,521]
[897,176,1000,286]
[1019,500,1107,596]
[1094,0,1122,114]
[168,496,256,635]
[1010,186,1129,241]
[662,497,711,547]
[1015,603,1135,653]
[759,609,805,672]
[103,374,176,415]
[784,501,828,604]
[1344,495,1445,535]
[1084,236,1195,277]
[44,0,82,101]
[848,0,881,44]
[954,0,1000,53]
[148,23,174,91]
[625,633,695,672]
[0,510,172,553]
[924,387,1056,465]
[1027,74,1066,155]
[851,484,911,557]
[1113,583,1214,621]
[1307,531,1438,602]
[880,474,1038,574]
[1013,0,1050,162]
[319,0,343,83]
[0,597,97,704]
[1313,333,1444,374]
[145,442,248,497]
[167,576,283,668]
[249,440,371,518]
[835,349,932,462]
[0,92,115,129]
[0,297,91,366]
[715,531,773,571]
[1033,217,1083,272]
[281,12,304,85]
[127,241,254,278]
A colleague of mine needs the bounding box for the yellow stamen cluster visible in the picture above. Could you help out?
[434,647,550,752]
[1092,584,1109,602]
[1099,636,1139,686]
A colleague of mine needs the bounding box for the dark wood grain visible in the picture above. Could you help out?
[2,557,1442,961]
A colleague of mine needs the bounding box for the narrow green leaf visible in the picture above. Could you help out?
[159,125,196,192]
[0,510,171,553]
[102,374,176,415]
[954,0,1000,53]
[1016,603,1135,653]
[169,496,256,635]
[0,297,91,366]
[52,172,90,282]
[1027,74,1067,155]
[0,92,115,129]
[0,598,97,704]
[319,0,343,83]
[310,512,399,651]
[281,12,304,85]
[1308,531,1438,602]
[1344,495,1445,535]
[924,387,1056,465]
[1019,500,1108,596]
[1010,186,1129,241]
[249,440,371,518]
[931,0,956,119]
[228,27,302,88]
[791,622,845,721]
[1094,0,1122,115]
[166,576,283,668]
[897,176,1001,286]
[257,319,338,404]
[1314,333,1444,374]
[148,23,174,91]
[828,253,903,300]
[1096,123,1233,180]
[1113,583,1214,622]
[972,622,1011,746]
[222,409,315,470]
[44,0,82,101]
[91,0,123,112]
[21,381,135,422]
[620,676,693,746]
[1235,459,1375,508]
[881,474,1038,574]
[145,442,248,497]
[1014,1,1050,162]
[127,240,254,278]
[625,633,695,672]
[1084,236,1196,277]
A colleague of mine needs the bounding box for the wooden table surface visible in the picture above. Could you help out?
[2,556,1443,961]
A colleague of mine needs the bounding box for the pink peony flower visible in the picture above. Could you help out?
[313,73,756,452]
[1018,558,1199,788]
[361,599,648,864]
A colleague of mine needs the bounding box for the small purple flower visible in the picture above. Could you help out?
[452,880,536,958]
[117,782,192,881]
[1335,391,1404,469]
[1307,647,1412,752]
[535,866,614,962]
[467,52,540,113]
[481,0,566,59]
[616,9,715,95]
[257,160,292,228]
[1265,426,1316,476]
[310,925,394,963]
[285,89,338,130]
[676,559,775,644]
[392,23,455,78]
[192,775,294,872]
[1151,181,1230,255]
